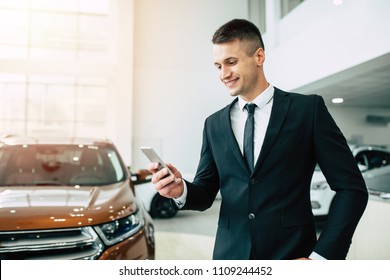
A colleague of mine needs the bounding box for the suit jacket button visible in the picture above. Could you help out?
[248,213,255,220]
[250,179,257,184]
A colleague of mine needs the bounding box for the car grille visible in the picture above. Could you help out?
[0,227,104,260]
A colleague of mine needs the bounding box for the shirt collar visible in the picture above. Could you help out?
[238,84,274,112]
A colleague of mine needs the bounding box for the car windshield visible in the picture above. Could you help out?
[0,144,126,186]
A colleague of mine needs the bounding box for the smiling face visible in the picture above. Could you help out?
[213,39,266,102]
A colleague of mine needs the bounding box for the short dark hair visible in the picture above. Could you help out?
[212,19,265,55]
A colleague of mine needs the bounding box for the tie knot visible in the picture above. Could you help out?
[245,103,256,114]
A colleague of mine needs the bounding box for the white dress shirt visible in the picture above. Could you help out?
[231,84,274,164]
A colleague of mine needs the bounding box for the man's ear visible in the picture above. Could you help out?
[255,48,265,66]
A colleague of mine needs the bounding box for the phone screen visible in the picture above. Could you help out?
[140,147,176,180]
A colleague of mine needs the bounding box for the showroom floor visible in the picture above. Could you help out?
[153,199,321,260]
[152,198,324,260]
[152,197,390,260]
[153,199,220,260]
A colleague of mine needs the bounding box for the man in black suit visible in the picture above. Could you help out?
[148,19,368,260]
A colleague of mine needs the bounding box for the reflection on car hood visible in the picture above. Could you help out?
[0,181,137,231]
[311,171,326,184]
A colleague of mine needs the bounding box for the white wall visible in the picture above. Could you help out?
[132,0,248,173]
[264,0,390,90]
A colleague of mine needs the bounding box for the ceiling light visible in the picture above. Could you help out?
[332,97,344,104]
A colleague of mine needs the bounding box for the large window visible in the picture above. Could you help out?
[0,0,114,138]
[0,74,107,137]
[0,0,111,61]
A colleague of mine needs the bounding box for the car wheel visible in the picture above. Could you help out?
[150,194,178,218]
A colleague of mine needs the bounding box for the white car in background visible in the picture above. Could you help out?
[311,145,390,223]
[132,171,195,219]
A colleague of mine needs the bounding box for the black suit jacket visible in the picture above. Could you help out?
[181,87,368,260]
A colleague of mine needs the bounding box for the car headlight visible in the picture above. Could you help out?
[310,181,329,190]
[94,210,145,246]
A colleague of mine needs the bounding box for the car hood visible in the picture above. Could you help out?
[311,170,326,184]
[0,181,137,231]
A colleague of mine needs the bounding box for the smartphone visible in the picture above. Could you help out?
[140,147,177,181]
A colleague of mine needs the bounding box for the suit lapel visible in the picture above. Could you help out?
[253,88,292,174]
[220,98,250,174]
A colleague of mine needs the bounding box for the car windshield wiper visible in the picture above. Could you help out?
[33,181,66,186]
[0,182,64,186]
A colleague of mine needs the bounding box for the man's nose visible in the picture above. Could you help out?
[220,66,231,80]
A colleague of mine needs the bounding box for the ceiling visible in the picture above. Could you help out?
[295,52,390,108]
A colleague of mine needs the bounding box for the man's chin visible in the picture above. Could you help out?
[227,89,239,97]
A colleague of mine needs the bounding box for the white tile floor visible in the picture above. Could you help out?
[155,232,215,260]
[152,197,390,260]
[153,199,220,260]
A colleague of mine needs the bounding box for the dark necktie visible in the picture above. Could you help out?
[244,103,256,172]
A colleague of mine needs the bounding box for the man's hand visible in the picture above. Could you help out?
[147,162,184,199]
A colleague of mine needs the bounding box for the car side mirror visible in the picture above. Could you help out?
[128,167,152,185]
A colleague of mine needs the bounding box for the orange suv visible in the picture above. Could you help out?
[0,136,155,260]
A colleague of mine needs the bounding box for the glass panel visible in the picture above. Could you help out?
[76,85,107,123]
[79,15,108,51]
[26,120,74,137]
[0,46,28,59]
[30,47,76,60]
[45,85,75,121]
[26,84,45,121]
[30,0,79,13]
[79,0,111,14]
[0,9,29,56]
[30,12,78,49]
[26,84,76,122]
[77,76,107,86]
[74,122,106,139]
[0,73,26,83]
[0,0,29,9]
[78,15,109,60]
[0,120,25,136]
[29,75,75,85]
[0,84,26,120]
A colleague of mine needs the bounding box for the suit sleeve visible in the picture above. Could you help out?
[312,96,368,259]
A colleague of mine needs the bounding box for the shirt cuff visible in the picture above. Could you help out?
[172,180,187,209]
[309,251,327,260]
